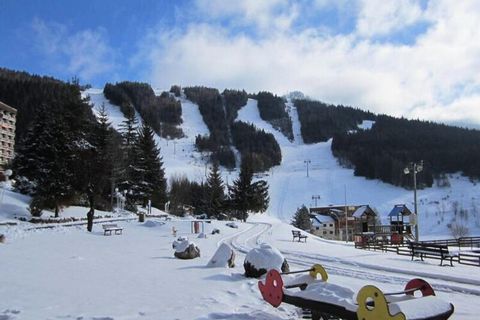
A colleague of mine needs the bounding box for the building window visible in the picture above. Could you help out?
[323,224,327,227]
[316,227,319,230]
[329,224,333,227]
[323,231,327,235]
[330,231,334,234]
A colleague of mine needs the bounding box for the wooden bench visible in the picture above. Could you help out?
[409,242,457,266]
[292,230,308,242]
[102,224,123,236]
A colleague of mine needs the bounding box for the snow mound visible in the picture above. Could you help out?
[244,243,288,277]
[174,239,200,259]
[143,220,165,228]
[207,243,235,268]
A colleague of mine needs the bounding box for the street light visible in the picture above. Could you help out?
[312,195,321,207]
[404,160,423,241]
[304,160,311,177]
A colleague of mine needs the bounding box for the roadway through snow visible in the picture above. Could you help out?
[220,222,480,298]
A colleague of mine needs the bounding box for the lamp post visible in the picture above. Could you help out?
[304,160,311,177]
[312,195,321,207]
[404,161,423,241]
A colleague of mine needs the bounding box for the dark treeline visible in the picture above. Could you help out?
[104,81,183,139]
[295,99,376,143]
[169,158,269,221]
[184,86,236,168]
[184,86,229,145]
[0,68,94,146]
[332,115,480,188]
[186,87,282,172]
[255,91,293,141]
[223,89,248,123]
[231,121,281,172]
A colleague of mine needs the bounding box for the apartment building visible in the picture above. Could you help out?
[0,101,16,168]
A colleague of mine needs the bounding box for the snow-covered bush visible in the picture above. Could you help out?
[244,243,289,278]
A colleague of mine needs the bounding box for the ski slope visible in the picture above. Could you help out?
[83,89,480,239]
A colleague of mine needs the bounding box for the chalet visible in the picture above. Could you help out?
[309,204,370,241]
[310,214,336,240]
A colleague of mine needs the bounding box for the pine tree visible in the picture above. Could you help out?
[118,110,139,208]
[135,123,167,208]
[228,157,269,221]
[205,162,225,218]
[13,104,77,217]
[291,205,312,231]
[77,104,113,230]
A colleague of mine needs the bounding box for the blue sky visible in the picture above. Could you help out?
[1,0,480,127]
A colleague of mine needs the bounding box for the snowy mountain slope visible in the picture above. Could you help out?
[237,98,480,238]
[84,88,212,183]
[83,89,480,238]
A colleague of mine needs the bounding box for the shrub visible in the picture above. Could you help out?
[28,197,44,217]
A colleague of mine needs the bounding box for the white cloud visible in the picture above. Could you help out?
[138,0,480,127]
[356,0,425,37]
[32,18,115,82]
[193,0,299,33]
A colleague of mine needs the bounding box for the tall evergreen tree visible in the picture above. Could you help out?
[291,205,312,230]
[118,110,139,207]
[13,104,78,217]
[135,123,167,208]
[77,104,114,230]
[228,157,269,221]
[205,162,225,218]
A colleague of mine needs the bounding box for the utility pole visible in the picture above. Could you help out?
[404,161,423,241]
[304,160,311,177]
[312,195,321,207]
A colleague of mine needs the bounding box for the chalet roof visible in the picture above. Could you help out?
[311,214,335,226]
[352,205,376,218]
[388,204,413,217]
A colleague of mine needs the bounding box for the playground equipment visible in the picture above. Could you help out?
[258,264,454,320]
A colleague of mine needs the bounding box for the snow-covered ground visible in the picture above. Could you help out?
[1,211,479,319]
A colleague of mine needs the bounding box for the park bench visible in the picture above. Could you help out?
[409,242,457,266]
[102,223,123,236]
[292,230,308,242]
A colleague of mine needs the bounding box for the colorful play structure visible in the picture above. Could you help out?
[354,204,416,247]
[258,264,454,320]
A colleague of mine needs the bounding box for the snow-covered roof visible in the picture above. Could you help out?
[352,205,376,218]
[312,214,335,226]
[388,204,412,217]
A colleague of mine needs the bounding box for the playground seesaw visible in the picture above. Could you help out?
[258,264,454,320]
